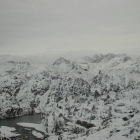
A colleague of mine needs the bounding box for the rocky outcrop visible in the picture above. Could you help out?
[76,120,96,129]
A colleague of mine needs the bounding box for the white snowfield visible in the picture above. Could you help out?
[0,126,20,138]
[0,53,140,140]
[32,130,44,139]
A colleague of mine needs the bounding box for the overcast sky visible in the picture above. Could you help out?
[0,0,140,61]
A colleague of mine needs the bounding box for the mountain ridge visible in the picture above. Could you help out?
[0,53,140,140]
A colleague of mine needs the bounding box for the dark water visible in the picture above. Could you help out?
[0,114,47,140]
[0,114,41,127]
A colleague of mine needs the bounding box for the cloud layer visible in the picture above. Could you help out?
[0,0,140,56]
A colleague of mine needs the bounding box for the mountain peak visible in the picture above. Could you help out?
[7,61,15,64]
[53,57,70,65]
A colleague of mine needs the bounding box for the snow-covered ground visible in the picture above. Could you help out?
[17,122,46,134]
[0,126,20,138]
[0,53,140,139]
[32,130,44,139]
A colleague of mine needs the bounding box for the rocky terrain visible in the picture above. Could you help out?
[0,53,140,140]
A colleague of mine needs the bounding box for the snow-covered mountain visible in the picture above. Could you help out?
[0,53,140,140]
[53,57,71,65]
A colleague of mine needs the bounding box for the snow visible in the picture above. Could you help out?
[1,53,140,139]
[16,122,46,134]
[32,130,44,139]
[48,135,58,140]
[0,126,20,138]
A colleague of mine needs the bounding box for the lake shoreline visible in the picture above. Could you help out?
[10,124,48,140]
[0,113,45,139]
[0,113,41,127]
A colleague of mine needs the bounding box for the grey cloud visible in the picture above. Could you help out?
[0,0,140,57]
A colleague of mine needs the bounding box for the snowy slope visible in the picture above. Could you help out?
[0,54,140,140]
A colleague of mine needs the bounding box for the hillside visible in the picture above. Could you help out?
[0,54,140,140]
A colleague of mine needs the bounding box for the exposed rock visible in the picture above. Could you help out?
[76,120,96,129]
